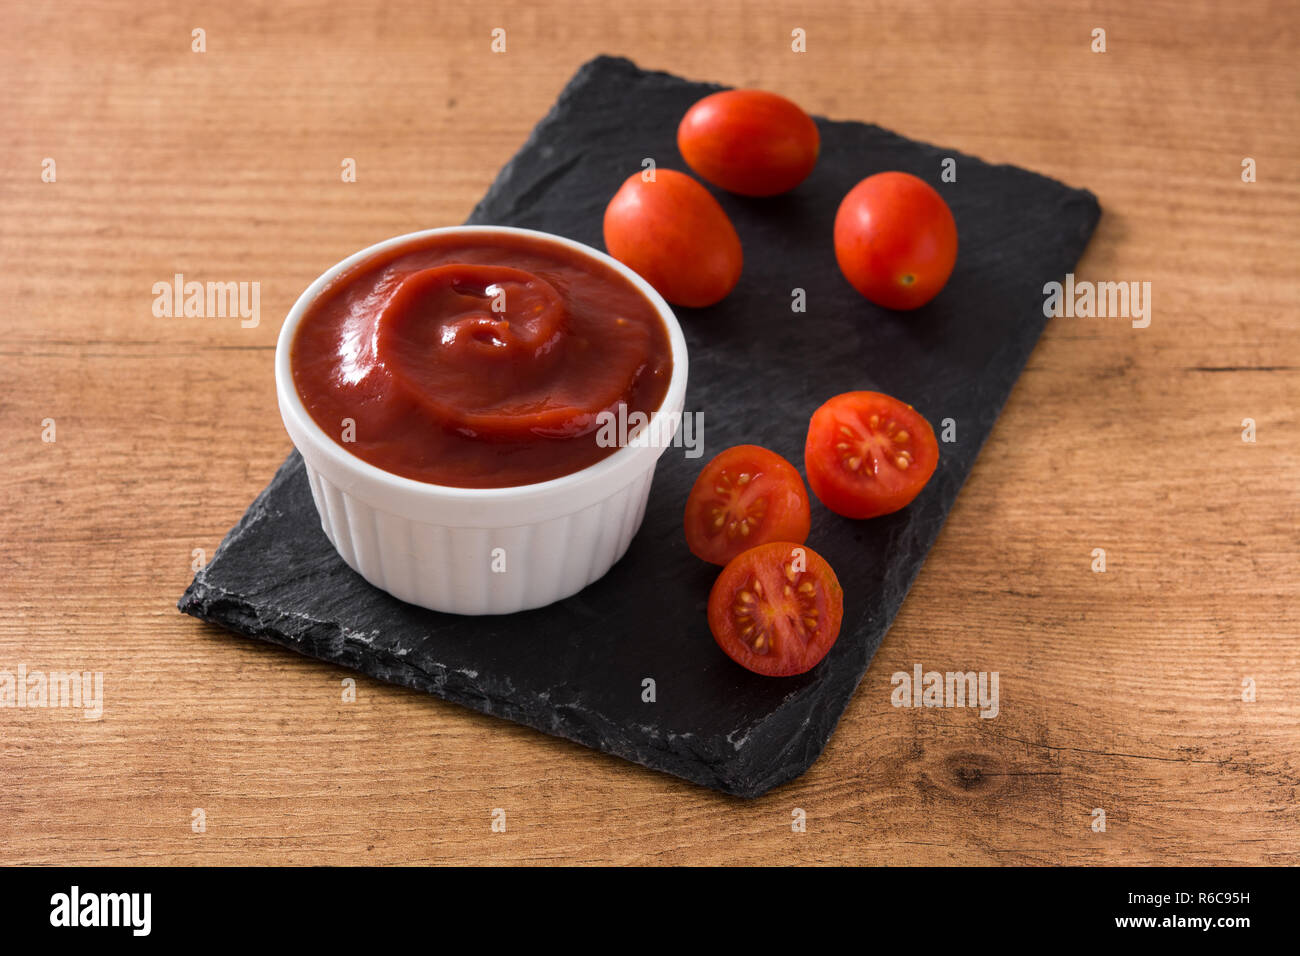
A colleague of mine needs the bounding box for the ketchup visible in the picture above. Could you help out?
[291,231,673,488]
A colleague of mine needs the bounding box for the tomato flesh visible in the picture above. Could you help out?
[684,445,810,565]
[805,391,939,519]
[833,171,957,310]
[708,542,844,676]
[677,89,820,197]
[603,168,743,308]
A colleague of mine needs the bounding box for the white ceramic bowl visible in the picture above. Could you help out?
[275,225,688,615]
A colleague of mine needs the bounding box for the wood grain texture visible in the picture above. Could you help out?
[1,0,1297,865]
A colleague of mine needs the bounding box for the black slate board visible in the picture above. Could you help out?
[179,56,1100,797]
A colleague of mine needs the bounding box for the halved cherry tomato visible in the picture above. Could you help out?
[833,171,957,310]
[677,89,820,197]
[805,391,939,519]
[603,168,743,308]
[708,541,844,676]
[684,445,810,565]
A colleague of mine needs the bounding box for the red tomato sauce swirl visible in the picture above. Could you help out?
[291,231,673,488]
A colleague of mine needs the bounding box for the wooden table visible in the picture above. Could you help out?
[2,0,1296,865]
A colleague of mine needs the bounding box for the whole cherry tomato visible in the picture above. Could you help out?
[603,169,743,308]
[833,171,957,310]
[677,89,820,197]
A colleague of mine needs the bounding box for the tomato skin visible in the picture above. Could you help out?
[684,445,811,565]
[603,169,742,308]
[677,90,820,197]
[805,391,939,519]
[707,541,844,677]
[833,172,957,310]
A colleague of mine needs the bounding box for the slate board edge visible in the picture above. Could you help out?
[180,54,1102,799]
[470,55,1102,223]
[179,466,762,795]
